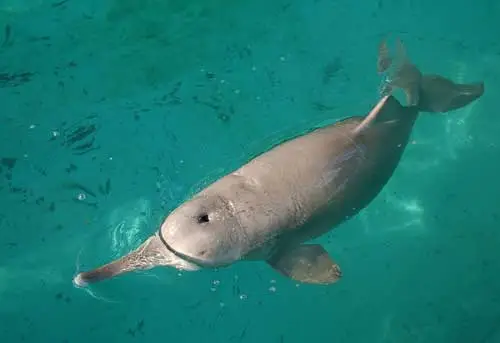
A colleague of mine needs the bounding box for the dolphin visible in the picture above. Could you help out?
[73,38,484,287]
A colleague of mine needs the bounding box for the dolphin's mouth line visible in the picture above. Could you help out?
[157,230,209,268]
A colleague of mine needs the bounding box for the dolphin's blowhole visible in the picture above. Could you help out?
[197,213,210,223]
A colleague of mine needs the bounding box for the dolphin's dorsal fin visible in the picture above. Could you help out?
[352,95,391,135]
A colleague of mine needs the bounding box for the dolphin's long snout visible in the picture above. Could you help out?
[73,254,135,286]
[72,234,201,286]
[72,235,162,287]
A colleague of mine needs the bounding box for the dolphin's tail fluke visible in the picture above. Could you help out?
[417,75,484,113]
[377,37,484,113]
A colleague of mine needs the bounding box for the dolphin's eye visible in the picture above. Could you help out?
[197,213,210,224]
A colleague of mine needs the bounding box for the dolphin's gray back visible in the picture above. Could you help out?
[201,99,418,256]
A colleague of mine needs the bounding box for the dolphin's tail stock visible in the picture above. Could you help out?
[377,36,484,113]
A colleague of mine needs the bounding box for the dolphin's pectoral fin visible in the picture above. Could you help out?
[267,244,341,285]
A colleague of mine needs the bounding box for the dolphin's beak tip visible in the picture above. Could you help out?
[73,273,88,288]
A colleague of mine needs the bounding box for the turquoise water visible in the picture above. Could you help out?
[1,0,499,342]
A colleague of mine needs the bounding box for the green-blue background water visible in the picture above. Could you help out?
[1,0,499,342]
